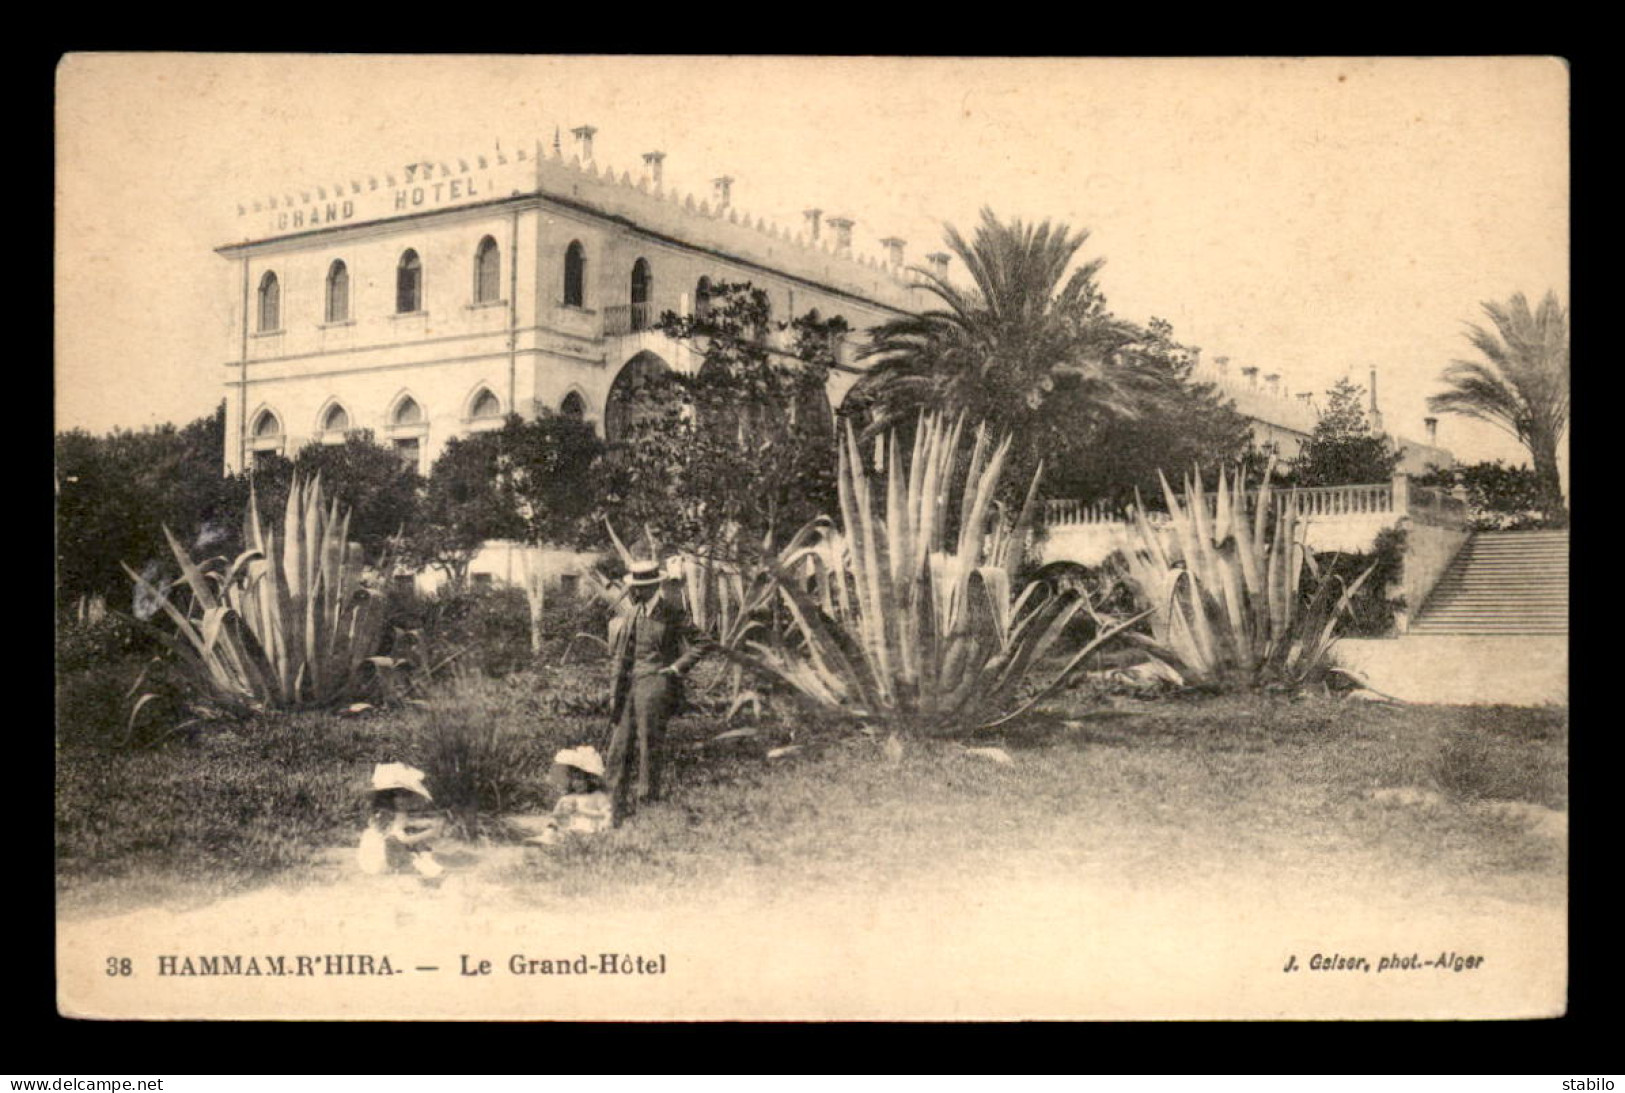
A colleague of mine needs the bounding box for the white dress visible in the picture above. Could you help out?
[357,826,390,875]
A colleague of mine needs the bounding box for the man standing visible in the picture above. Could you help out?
[603,558,707,821]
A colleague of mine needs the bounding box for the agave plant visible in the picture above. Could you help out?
[740,412,1148,735]
[122,474,393,711]
[1117,462,1376,689]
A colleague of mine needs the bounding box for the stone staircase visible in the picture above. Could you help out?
[1407,530,1568,636]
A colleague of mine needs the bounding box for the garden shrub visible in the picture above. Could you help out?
[410,672,583,838]
[55,656,189,750]
[388,583,534,678]
[55,610,158,674]
[1308,526,1408,638]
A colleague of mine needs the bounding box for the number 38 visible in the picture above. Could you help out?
[106,957,132,976]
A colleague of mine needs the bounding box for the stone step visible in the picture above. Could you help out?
[1408,627,1568,634]
[1424,601,1569,609]
[1456,549,1568,556]
[1419,615,1569,624]
[1430,580,1567,589]
[1428,590,1568,598]
[1426,593,1569,602]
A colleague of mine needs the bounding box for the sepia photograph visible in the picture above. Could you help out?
[54,54,1569,1021]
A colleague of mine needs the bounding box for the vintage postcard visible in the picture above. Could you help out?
[55,54,1569,1020]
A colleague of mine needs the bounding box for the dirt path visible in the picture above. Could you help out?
[57,828,1565,1021]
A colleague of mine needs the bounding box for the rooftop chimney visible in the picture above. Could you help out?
[803,208,822,242]
[642,151,665,187]
[880,237,906,268]
[826,217,855,256]
[1424,416,1438,445]
[1240,366,1259,388]
[1367,367,1385,434]
[712,176,733,209]
[1264,372,1282,397]
[1214,355,1230,376]
[925,251,950,280]
[571,125,597,162]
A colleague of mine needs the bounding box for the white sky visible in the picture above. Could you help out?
[55,54,1569,469]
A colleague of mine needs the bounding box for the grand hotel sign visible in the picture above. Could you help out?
[242,149,538,240]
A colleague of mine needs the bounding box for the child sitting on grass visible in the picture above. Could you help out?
[528,746,612,846]
[358,762,445,880]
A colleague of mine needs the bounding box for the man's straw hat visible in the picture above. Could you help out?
[626,559,664,587]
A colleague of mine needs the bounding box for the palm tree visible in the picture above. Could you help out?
[1429,291,1570,525]
[849,207,1144,438]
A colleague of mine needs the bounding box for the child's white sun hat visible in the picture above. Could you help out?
[372,762,433,800]
[553,746,606,778]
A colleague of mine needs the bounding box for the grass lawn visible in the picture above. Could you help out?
[56,664,1568,919]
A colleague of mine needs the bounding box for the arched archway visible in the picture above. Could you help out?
[606,351,673,443]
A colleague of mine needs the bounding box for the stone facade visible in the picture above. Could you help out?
[219,137,928,477]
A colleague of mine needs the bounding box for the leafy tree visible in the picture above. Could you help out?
[600,282,843,558]
[403,427,523,587]
[398,411,602,654]
[1289,378,1401,487]
[55,401,236,609]
[1038,318,1256,507]
[248,431,424,562]
[1414,459,1549,531]
[1428,291,1569,526]
[497,411,604,548]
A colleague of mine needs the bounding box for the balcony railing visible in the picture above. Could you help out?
[1289,482,1393,516]
[1043,476,1466,530]
[602,302,655,336]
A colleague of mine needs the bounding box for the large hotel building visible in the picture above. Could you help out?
[217,127,925,478]
[218,127,1452,580]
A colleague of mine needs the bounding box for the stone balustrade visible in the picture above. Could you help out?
[1039,474,1468,567]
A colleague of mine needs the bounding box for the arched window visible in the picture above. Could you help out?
[257,271,280,332]
[630,258,652,331]
[474,236,500,304]
[393,396,423,426]
[397,250,422,314]
[321,403,350,433]
[325,260,349,323]
[469,388,502,421]
[390,396,425,472]
[254,409,282,438]
[561,392,586,421]
[563,241,586,307]
[695,276,714,321]
[249,409,284,467]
